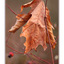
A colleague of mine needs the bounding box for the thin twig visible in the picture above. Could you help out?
[6,43,23,54]
[30,53,51,64]
[6,3,25,21]
[6,33,11,43]
[44,0,54,64]
[6,33,50,64]
[26,54,37,64]
[7,42,50,64]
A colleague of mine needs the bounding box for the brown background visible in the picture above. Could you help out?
[6,0,58,64]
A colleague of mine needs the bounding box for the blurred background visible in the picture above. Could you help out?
[5,0,59,64]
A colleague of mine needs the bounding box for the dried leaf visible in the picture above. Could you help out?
[9,13,32,33]
[20,0,47,53]
[20,0,56,53]
[46,8,56,49]
[9,0,56,53]
[20,22,47,53]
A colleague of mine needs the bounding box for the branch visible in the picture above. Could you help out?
[44,0,54,64]
[6,3,25,21]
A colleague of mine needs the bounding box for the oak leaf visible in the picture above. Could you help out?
[20,0,47,53]
[9,0,56,53]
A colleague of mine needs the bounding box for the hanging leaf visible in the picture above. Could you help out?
[20,0,47,53]
[46,7,56,49]
[9,13,32,33]
[9,0,56,53]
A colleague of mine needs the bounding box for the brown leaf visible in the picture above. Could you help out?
[20,0,56,53]
[20,22,47,53]
[9,13,32,33]
[21,0,44,14]
[20,0,47,53]
[46,8,56,49]
[9,0,56,53]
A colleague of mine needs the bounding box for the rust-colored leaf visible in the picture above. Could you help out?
[20,0,56,53]
[46,7,56,49]
[9,13,32,33]
[9,0,56,53]
[20,0,47,53]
